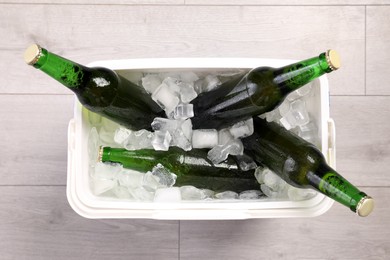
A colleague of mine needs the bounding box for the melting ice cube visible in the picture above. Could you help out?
[152,82,180,114]
[152,131,172,151]
[192,129,218,149]
[154,187,182,202]
[173,103,194,120]
[229,118,254,139]
[123,129,154,150]
[207,139,244,164]
[180,186,203,200]
[239,190,263,200]
[141,74,162,94]
[215,191,238,200]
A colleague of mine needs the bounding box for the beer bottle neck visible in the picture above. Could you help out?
[307,163,373,217]
[274,50,340,92]
[100,147,163,173]
[25,44,88,90]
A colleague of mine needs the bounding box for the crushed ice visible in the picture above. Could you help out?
[88,70,320,202]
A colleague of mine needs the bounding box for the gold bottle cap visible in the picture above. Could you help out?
[24,44,42,65]
[325,49,341,71]
[356,196,374,217]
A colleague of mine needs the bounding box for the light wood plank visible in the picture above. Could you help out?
[1,0,183,4]
[367,6,390,95]
[180,187,389,260]
[0,95,74,185]
[330,96,390,187]
[187,0,390,5]
[0,186,179,260]
[1,5,364,95]
[3,0,390,4]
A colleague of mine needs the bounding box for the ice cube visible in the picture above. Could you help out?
[287,84,313,101]
[113,186,133,199]
[129,187,154,201]
[163,77,182,96]
[158,72,181,81]
[262,170,285,191]
[117,169,144,188]
[290,100,310,126]
[180,186,203,200]
[151,164,177,187]
[229,118,254,139]
[280,100,310,129]
[114,127,132,145]
[88,127,100,168]
[218,128,234,145]
[142,171,161,192]
[254,167,274,184]
[151,117,180,132]
[99,125,116,145]
[141,74,162,94]
[192,129,218,149]
[239,190,263,200]
[203,74,221,92]
[152,82,180,114]
[171,129,192,151]
[264,109,281,123]
[200,189,215,200]
[278,100,291,117]
[180,119,193,141]
[215,191,238,200]
[179,72,200,83]
[152,131,172,151]
[287,186,317,201]
[92,179,117,195]
[173,103,194,120]
[207,139,244,164]
[179,82,198,103]
[154,187,182,202]
[279,117,294,130]
[124,129,154,150]
[234,154,257,171]
[194,74,221,94]
[93,162,122,180]
[260,184,280,199]
[296,121,318,145]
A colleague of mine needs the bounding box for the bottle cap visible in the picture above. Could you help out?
[325,49,341,71]
[24,44,42,65]
[356,196,374,217]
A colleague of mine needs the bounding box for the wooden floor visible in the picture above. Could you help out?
[1,1,390,259]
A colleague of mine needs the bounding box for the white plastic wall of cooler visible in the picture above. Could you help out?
[66,58,336,220]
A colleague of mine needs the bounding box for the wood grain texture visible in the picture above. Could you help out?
[187,0,390,5]
[3,0,390,4]
[179,188,389,260]
[366,6,390,95]
[0,186,179,260]
[330,96,390,186]
[0,95,74,185]
[1,4,364,95]
[1,0,183,4]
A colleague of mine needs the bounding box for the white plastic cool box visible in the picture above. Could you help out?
[67,58,336,219]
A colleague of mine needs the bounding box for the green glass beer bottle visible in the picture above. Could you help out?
[24,44,165,130]
[191,50,340,129]
[241,117,374,217]
[98,146,260,192]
